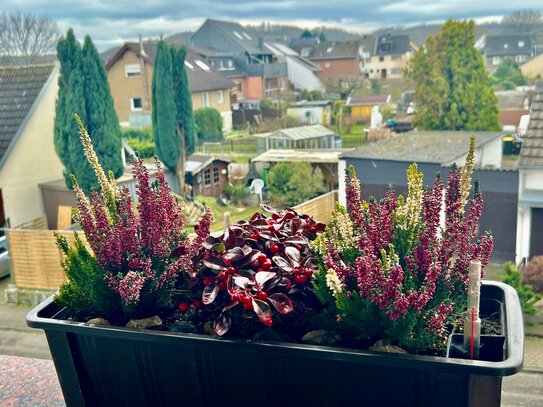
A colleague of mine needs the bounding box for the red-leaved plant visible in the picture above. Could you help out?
[172,205,325,335]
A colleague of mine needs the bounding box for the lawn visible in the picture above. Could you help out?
[187,195,260,233]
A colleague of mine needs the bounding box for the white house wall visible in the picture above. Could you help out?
[516,168,543,263]
[479,138,502,168]
[285,57,325,92]
[0,67,64,227]
[221,111,233,134]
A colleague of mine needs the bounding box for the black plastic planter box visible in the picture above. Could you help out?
[27,281,523,407]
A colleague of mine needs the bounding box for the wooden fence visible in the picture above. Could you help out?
[6,229,85,290]
[293,190,338,225]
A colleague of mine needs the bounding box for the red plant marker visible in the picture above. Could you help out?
[470,306,475,359]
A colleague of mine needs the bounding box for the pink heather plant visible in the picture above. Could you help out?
[312,137,493,353]
[55,115,212,322]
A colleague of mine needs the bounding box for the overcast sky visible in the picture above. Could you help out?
[2,0,543,50]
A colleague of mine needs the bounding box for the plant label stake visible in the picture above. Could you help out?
[464,260,481,359]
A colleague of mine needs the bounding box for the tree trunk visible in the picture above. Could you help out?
[176,127,186,197]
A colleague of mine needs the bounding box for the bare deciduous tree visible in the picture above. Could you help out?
[502,9,543,41]
[0,11,58,65]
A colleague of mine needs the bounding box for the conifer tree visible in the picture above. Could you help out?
[54,29,123,193]
[80,36,123,181]
[152,40,182,178]
[172,46,197,155]
[406,20,500,131]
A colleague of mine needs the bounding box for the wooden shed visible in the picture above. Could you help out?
[185,154,230,197]
[347,94,391,124]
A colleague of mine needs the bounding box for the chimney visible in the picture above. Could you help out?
[258,37,264,51]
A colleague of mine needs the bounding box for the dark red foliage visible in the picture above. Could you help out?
[174,205,325,335]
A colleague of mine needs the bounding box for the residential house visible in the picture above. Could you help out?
[521,52,543,79]
[185,154,230,197]
[191,19,287,100]
[0,64,65,228]
[289,37,320,59]
[365,34,416,80]
[105,41,234,132]
[255,124,341,153]
[346,95,392,124]
[339,131,518,261]
[263,42,324,93]
[516,81,543,262]
[287,100,333,125]
[476,34,533,74]
[307,40,367,85]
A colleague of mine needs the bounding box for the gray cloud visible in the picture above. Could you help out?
[1,0,542,50]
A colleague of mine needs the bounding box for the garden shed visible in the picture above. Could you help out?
[286,100,333,125]
[185,154,230,198]
[256,124,341,153]
[339,130,518,261]
[346,94,391,124]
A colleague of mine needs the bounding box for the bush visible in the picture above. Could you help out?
[502,262,542,315]
[524,256,543,294]
[194,108,223,142]
[122,127,155,158]
[268,162,325,206]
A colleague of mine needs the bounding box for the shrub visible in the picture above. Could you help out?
[194,108,223,141]
[524,255,543,294]
[501,262,542,315]
[121,127,153,141]
[122,127,155,158]
[267,162,325,207]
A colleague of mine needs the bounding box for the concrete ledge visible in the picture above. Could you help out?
[4,284,55,306]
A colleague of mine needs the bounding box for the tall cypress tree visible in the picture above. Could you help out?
[81,36,124,181]
[54,29,124,193]
[152,40,181,171]
[172,46,197,155]
[406,20,500,131]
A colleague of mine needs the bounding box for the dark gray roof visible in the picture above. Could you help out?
[185,49,233,92]
[309,41,359,60]
[342,131,503,165]
[0,64,55,166]
[484,34,532,57]
[374,34,414,56]
[195,19,272,56]
[519,81,543,167]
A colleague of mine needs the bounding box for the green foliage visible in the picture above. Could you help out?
[491,59,526,89]
[406,20,500,131]
[194,107,224,141]
[502,262,542,315]
[54,233,122,320]
[268,162,325,206]
[152,40,181,170]
[172,46,197,155]
[54,29,123,194]
[122,127,155,158]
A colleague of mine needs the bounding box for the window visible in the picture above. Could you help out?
[184,61,194,70]
[519,40,525,48]
[227,59,234,69]
[301,48,310,57]
[493,56,500,65]
[202,92,210,107]
[217,90,224,103]
[516,55,526,63]
[324,62,331,68]
[504,43,509,49]
[379,56,384,62]
[280,79,286,89]
[195,60,210,71]
[130,97,143,111]
[213,167,219,184]
[125,63,141,78]
[204,169,211,185]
